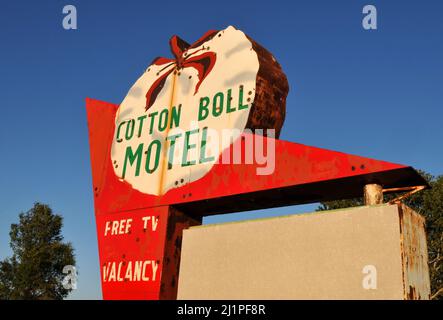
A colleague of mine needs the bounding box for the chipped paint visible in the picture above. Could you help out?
[398,203,431,299]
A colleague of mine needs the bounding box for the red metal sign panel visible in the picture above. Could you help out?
[86,97,426,299]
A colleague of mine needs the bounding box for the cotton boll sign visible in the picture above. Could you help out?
[111,26,289,196]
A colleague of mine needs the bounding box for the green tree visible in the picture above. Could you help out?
[318,171,442,300]
[0,203,76,300]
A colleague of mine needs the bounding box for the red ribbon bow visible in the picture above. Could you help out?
[145,30,218,111]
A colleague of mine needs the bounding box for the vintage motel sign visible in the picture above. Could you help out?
[111,26,287,196]
[86,26,427,299]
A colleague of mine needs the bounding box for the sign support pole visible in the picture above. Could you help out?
[158,206,201,299]
[364,184,384,205]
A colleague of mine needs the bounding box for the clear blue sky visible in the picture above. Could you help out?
[0,0,442,299]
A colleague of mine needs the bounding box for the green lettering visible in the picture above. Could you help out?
[145,140,161,174]
[116,121,126,143]
[158,109,168,132]
[137,115,147,137]
[238,85,248,110]
[122,143,143,179]
[198,97,210,121]
[148,112,158,134]
[226,89,235,113]
[166,133,182,170]
[200,127,215,163]
[170,104,182,129]
[182,129,199,167]
[125,119,135,140]
[212,92,224,117]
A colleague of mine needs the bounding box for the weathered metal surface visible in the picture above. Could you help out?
[245,36,289,138]
[159,207,201,299]
[87,97,428,215]
[178,204,430,299]
[95,206,168,299]
[86,97,429,300]
[398,203,431,299]
[93,204,201,300]
[387,186,426,204]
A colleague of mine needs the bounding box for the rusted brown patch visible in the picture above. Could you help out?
[398,203,431,300]
[245,36,289,138]
[159,206,202,299]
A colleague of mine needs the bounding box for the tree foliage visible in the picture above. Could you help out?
[318,171,442,300]
[0,203,76,300]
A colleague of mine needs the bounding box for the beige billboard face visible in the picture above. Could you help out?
[178,204,429,300]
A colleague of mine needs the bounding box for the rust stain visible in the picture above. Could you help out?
[158,70,178,196]
[398,203,431,300]
[408,285,420,300]
[159,207,201,299]
[388,186,426,205]
[245,36,288,138]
